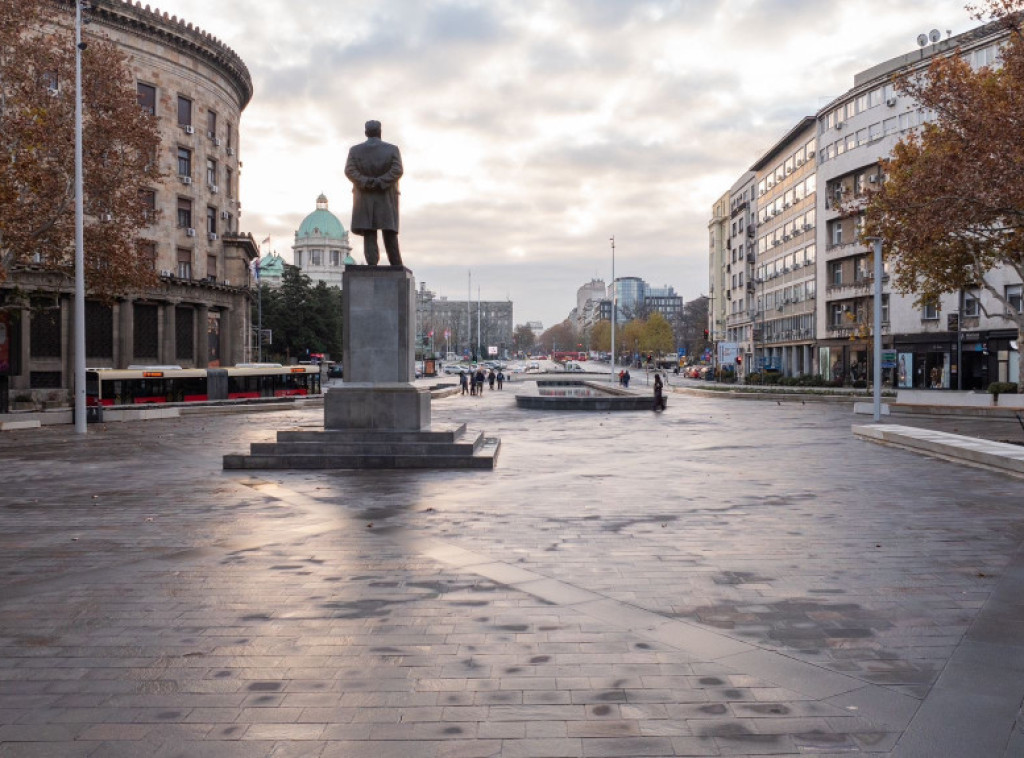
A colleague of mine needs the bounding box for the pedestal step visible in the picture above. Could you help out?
[223,426,499,470]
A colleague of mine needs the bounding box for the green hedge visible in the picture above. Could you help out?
[988,382,1019,396]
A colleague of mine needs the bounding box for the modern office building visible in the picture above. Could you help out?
[416,284,514,359]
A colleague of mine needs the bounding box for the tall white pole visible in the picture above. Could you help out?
[871,238,883,422]
[73,1,86,434]
[467,270,471,359]
[609,236,616,382]
[477,285,482,359]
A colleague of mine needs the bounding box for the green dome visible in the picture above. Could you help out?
[259,252,285,275]
[296,195,346,240]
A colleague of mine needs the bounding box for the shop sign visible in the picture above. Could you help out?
[881,350,897,369]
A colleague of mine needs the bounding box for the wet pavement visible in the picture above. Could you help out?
[1,384,1022,757]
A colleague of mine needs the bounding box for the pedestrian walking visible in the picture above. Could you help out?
[496,370,504,390]
[623,370,631,388]
[653,373,666,412]
[459,370,468,395]
[475,367,485,396]
[488,369,496,391]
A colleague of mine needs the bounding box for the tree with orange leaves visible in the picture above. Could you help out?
[0,0,162,301]
[863,0,1024,386]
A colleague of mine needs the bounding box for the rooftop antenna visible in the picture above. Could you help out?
[929,29,941,44]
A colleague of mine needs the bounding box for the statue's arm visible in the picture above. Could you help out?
[344,151,375,191]
[378,148,404,189]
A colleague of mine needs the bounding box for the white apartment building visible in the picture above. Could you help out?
[710,15,1021,386]
[816,19,1021,389]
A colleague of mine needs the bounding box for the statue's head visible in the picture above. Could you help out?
[364,120,382,138]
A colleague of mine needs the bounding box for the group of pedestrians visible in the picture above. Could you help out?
[617,369,632,388]
[459,367,505,396]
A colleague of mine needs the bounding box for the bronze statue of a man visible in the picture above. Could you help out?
[344,120,403,266]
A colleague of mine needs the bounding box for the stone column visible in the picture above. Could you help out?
[160,300,179,365]
[326,266,429,430]
[219,307,232,367]
[118,298,134,369]
[196,305,209,368]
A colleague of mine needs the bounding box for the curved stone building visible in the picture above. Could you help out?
[4,0,259,407]
[292,195,355,289]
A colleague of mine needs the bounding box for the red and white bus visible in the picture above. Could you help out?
[85,364,322,406]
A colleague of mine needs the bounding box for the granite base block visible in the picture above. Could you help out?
[324,383,430,431]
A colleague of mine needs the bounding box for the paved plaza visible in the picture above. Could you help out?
[1,384,1022,757]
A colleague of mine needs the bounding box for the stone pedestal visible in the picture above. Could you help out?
[325,266,430,430]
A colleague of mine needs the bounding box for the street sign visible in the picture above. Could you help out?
[881,350,897,369]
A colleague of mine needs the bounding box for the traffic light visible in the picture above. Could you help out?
[736,355,743,365]
[703,329,709,340]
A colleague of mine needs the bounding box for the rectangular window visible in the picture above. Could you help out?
[831,222,843,246]
[177,96,192,127]
[207,158,217,187]
[964,291,980,317]
[177,248,192,279]
[805,244,816,264]
[207,254,217,281]
[831,261,843,286]
[881,294,890,324]
[830,303,845,327]
[139,189,156,223]
[177,198,192,228]
[137,240,157,270]
[226,122,233,149]
[294,250,303,267]
[207,206,217,234]
[207,110,217,139]
[177,147,191,177]
[869,122,882,141]
[922,302,940,320]
[856,94,869,113]
[137,83,156,114]
[1006,285,1023,314]
[330,250,340,266]
[311,249,322,266]
[869,87,883,108]
[225,167,233,197]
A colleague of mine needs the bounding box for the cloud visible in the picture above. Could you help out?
[152,0,980,328]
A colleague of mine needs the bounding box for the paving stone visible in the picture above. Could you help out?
[1,395,1023,755]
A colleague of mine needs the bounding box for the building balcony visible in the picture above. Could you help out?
[824,241,865,260]
[825,275,889,298]
[825,322,892,339]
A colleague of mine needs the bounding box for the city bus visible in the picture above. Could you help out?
[85,365,321,406]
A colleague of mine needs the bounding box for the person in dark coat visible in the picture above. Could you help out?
[496,370,504,390]
[344,120,403,266]
[459,370,468,395]
[474,367,485,395]
[488,369,496,390]
[653,373,666,412]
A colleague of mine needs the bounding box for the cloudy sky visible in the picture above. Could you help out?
[147,0,974,328]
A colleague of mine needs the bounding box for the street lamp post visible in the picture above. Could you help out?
[868,237,883,422]
[609,236,616,382]
[73,0,87,434]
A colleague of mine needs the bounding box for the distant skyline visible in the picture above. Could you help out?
[131,0,973,328]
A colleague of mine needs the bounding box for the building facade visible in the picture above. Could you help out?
[708,192,729,349]
[4,0,257,405]
[416,284,514,359]
[710,15,1021,386]
[292,194,355,289]
[816,20,1021,389]
[751,119,818,377]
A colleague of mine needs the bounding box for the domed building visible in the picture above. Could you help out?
[255,251,286,288]
[292,195,355,289]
